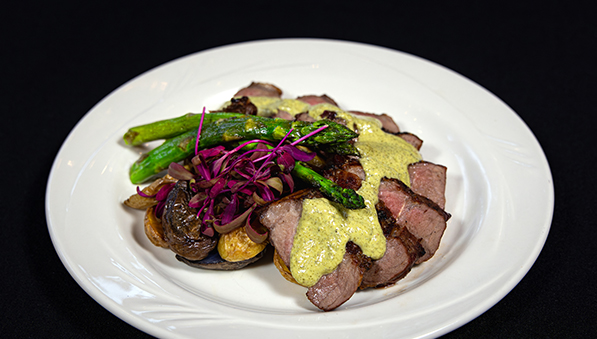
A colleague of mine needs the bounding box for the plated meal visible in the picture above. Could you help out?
[47,39,553,338]
[122,82,451,311]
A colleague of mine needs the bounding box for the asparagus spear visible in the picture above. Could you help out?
[129,116,358,184]
[123,112,245,146]
[318,142,360,156]
[292,163,365,209]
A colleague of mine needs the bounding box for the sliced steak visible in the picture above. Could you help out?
[257,189,322,266]
[378,178,451,264]
[397,132,423,151]
[408,161,447,209]
[220,96,257,115]
[234,82,282,98]
[321,155,365,191]
[349,110,401,134]
[296,94,338,106]
[161,181,218,261]
[361,201,425,289]
[295,112,316,122]
[320,110,347,126]
[306,242,371,311]
[258,188,370,311]
[273,110,294,120]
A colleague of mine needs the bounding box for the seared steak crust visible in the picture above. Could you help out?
[397,132,423,150]
[322,167,363,191]
[306,242,371,311]
[234,82,283,98]
[295,112,316,122]
[220,96,257,115]
[296,94,339,106]
[322,155,365,191]
[348,110,401,134]
[408,161,447,209]
[361,201,425,289]
[378,178,451,264]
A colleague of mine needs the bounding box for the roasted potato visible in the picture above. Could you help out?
[124,175,177,210]
[144,205,169,248]
[218,226,267,262]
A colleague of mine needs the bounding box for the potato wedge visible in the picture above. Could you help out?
[124,175,177,210]
[273,249,303,286]
[144,206,169,248]
[218,226,267,262]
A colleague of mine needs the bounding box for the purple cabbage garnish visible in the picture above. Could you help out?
[151,109,328,242]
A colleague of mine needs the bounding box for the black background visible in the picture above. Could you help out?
[2,1,596,338]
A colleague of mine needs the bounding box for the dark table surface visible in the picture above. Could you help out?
[3,1,596,338]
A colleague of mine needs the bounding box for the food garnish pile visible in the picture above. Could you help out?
[123,82,451,311]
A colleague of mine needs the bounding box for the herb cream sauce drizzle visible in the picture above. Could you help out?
[247,97,422,287]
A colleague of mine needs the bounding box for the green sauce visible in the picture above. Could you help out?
[239,97,311,116]
[249,97,422,287]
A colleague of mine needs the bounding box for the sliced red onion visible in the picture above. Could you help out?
[251,191,268,206]
[282,145,316,162]
[249,142,271,161]
[245,211,268,244]
[155,201,166,218]
[255,182,275,201]
[201,225,215,237]
[213,204,256,234]
[192,154,212,180]
[210,154,231,176]
[197,145,225,159]
[265,177,283,194]
[239,186,254,195]
[136,186,155,198]
[280,172,295,193]
[276,150,295,172]
[208,178,227,198]
[155,183,175,201]
[168,162,195,181]
[221,195,238,225]
[195,177,219,189]
[188,192,208,208]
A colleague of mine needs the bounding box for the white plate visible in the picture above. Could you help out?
[46,38,553,339]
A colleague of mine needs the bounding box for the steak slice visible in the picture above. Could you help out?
[257,189,322,266]
[273,110,294,120]
[348,110,401,134]
[306,242,371,311]
[234,82,283,98]
[322,155,365,191]
[397,132,423,151]
[322,165,363,191]
[320,110,348,126]
[361,201,425,289]
[296,94,339,106]
[408,161,447,209]
[378,178,451,264]
[220,96,257,115]
[258,189,370,311]
[295,112,316,122]
[161,181,218,261]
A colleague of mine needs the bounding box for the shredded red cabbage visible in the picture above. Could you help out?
[148,108,327,242]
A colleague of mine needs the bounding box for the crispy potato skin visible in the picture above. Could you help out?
[144,206,169,248]
[124,175,177,210]
[273,250,304,286]
[218,226,268,262]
